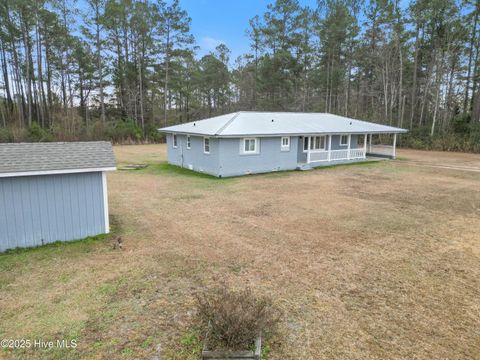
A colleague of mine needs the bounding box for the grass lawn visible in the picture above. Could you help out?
[1,145,479,359]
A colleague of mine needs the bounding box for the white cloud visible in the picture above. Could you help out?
[201,36,223,51]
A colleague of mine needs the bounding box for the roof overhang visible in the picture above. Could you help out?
[0,166,117,178]
[158,129,408,137]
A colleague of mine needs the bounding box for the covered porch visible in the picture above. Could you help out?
[300,133,398,166]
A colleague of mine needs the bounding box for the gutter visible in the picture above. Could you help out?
[157,130,408,138]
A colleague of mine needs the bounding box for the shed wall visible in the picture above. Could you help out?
[0,172,106,252]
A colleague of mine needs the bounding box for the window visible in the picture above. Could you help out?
[244,138,256,153]
[340,135,348,146]
[241,138,259,155]
[303,136,326,152]
[281,136,290,151]
[173,134,178,148]
[204,137,210,154]
[314,136,326,150]
[186,135,191,149]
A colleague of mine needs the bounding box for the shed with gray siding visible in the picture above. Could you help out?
[0,142,116,252]
[160,112,407,177]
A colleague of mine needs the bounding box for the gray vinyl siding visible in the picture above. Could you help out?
[166,133,220,176]
[331,134,359,150]
[218,137,299,177]
[0,172,106,252]
[165,133,366,177]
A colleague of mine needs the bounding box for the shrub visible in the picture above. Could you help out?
[195,285,282,351]
[468,122,480,152]
[106,119,143,143]
[27,122,53,142]
[451,113,471,134]
[145,123,162,142]
[0,127,14,142]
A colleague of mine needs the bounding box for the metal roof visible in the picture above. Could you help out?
[0,141,116,178]
[159,111,408,137]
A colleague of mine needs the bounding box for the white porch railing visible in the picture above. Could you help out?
[349,148,365,159]
[309,150,329,162]
[308,148,366,163]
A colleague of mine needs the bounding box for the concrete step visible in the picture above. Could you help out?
[297,163,313,171]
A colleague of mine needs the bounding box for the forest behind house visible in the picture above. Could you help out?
[0,0,479,151]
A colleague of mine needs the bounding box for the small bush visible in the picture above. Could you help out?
[195,285,282,351]
[145,123,162,142]
[0,127,14,142]
[106,119,143,143]
[451,113,471,134]
[28,122,53,142]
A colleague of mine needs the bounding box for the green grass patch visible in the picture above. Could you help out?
[122,347,134,357]
[0,233,107,256]
[311,159,382,171]
[0,233,109,270]
[166,330,202,360]
[132,159,385,181]
[140,162,222,180]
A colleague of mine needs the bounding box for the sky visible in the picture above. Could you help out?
[180,0,318,62]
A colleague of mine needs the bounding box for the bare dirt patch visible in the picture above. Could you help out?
[0,145,479,359]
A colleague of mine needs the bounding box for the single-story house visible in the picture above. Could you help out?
[0,141,116,252]
[159,112,407,177]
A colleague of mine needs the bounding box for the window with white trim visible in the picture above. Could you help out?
[173,134,178,148]
[186,135,191,149]
[242,138,258,154]
[204,137,210,153]
[303,136,326,152]
[340,135,348,146]
[281,136,290,151]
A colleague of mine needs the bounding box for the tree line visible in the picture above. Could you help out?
[0,0,479,151]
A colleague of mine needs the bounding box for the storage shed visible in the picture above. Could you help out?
[0,141,116,252]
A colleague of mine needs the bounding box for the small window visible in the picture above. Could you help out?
[243,138,257,153]
[173,134,178,148]
[303,137,308,151]
[186,135,191,149]
[281,136,290,150]
[340,135,348,146]
[204,137,210,154]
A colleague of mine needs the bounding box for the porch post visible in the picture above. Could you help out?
[392,133,397,159]
[347,134,351,160]
[307,136,311,163]
[328,135,332,161]
[369,134,372,153]
[363,134,367,159]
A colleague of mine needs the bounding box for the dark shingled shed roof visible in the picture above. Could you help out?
[0,141,116,177]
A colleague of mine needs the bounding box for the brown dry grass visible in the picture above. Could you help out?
[1,144,479,359]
